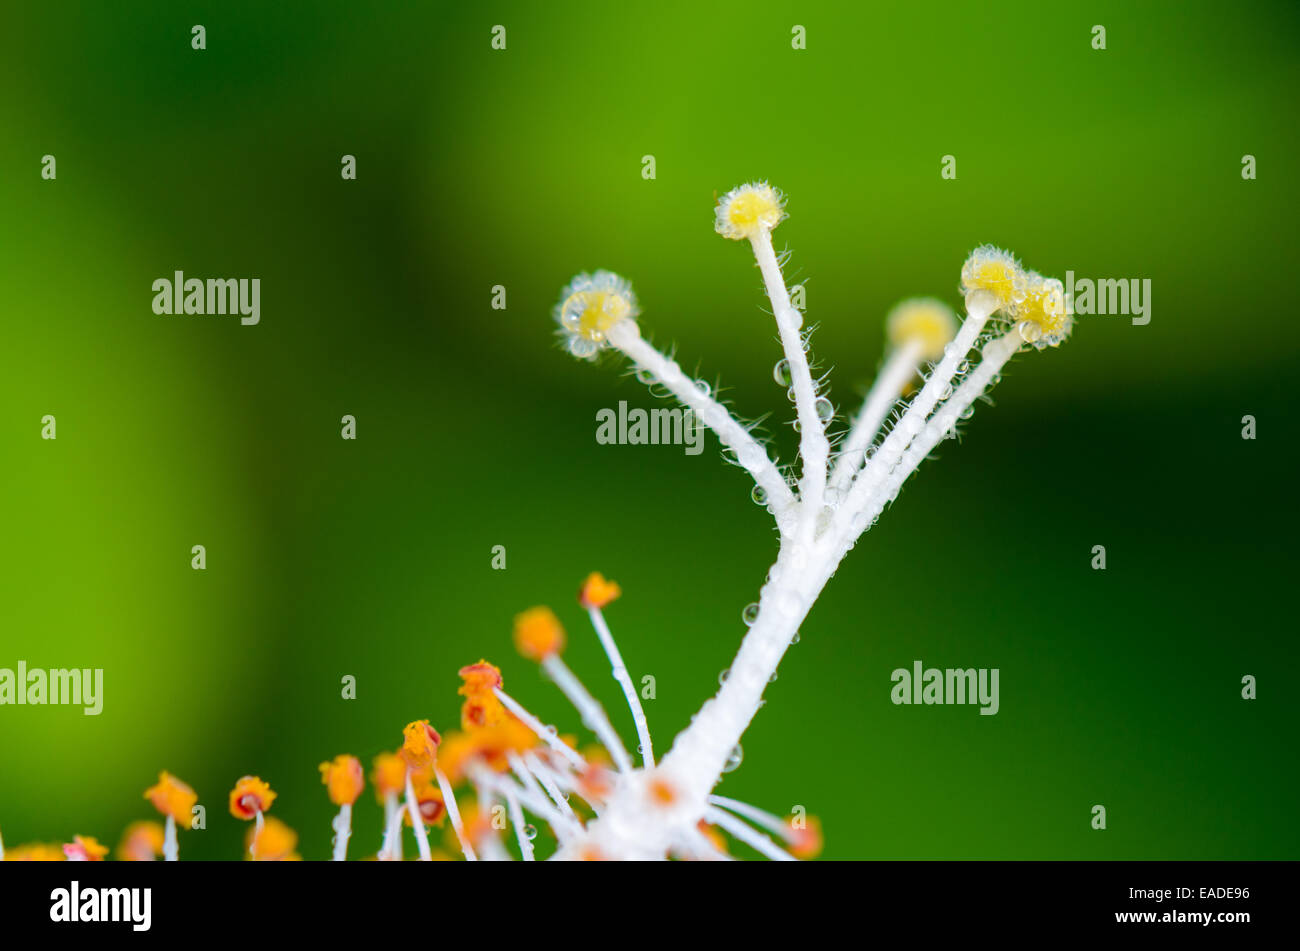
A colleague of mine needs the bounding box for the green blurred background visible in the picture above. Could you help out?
[1,0,1297,860]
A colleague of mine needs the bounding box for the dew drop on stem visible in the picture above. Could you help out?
[773,359,792,387]
[722,745,744,773]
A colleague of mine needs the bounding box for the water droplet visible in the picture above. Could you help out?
[791,631,801,644]
[773,359,792,387]
[560,295,585,329]
[722,745,744,773]
[718,668,730,685]
[751,485,768,505]
[768,671,778,683]
[696,379,712,397]
[568,337,598,359]
[649,383,671,399]
[545,724,558,736]
[786,386,798,403]
[523,824,538,841]
[814,397,833,422]
[960,405,975,420]
[741,603,760,625]
[635,367,657,385]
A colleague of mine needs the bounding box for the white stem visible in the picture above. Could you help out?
[379,791,402,861]
[527,755,601,815]
[542,243,1042,860]
[658,542,830,805]
[830,296,995,542]
[849,329,1022,538]
[162,815,178,861]
[892,294,996,440]
[404,770,432,861]
[331,804,352,861]
[608,319,796,525]
[678,825,733,861]
[473,783,512,861]
[587,604,654,767]
[250,810,263,860]
[827,340,923,496]
[542,654,634,773]
[436,768,478,861]
[708,794,791,840]
[500,761,584,841]
[704,806,795,861]
[523,752,578,821]
[490,773,582,842]
[508,751,551,804]
[749,229,829,538]
[505,788,535,860]
[574,398,879,851]
[495,687,588,770]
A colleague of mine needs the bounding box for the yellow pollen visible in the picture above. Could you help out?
[564,290,633,341]
[715,183,785,240]
[886,299,957,360]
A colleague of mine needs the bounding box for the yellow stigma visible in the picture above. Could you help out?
[370,752,407,800]
[886,298,958,361]
[715,182,785,240]
[4,842,66,861]
[562,289,634,339]
[960,246,1025,313]
[555,271,639,360]
[513,605,566,661]
[63,835,109,861]
[579,571,622,609]
[400,720,442,770]
[247,816,299,861]
[228,775,276,820]
[117,821,165,861]
[1012,272,1072,348]
[144,771,198,825]
[319,754,365,807]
